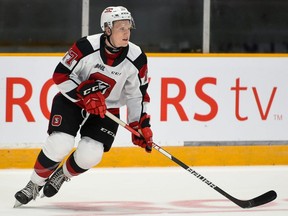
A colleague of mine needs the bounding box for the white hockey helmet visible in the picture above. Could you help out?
[100,6,135,31]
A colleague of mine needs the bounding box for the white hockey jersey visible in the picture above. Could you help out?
[53,33,150,123]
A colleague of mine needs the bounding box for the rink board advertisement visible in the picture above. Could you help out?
[0,54,288,148]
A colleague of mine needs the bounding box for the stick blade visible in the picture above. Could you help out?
[240,190,277,208]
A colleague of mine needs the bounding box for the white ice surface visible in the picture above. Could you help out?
[0,166,287,216]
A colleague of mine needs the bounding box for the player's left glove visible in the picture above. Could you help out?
[76,80,106,118]
[129,113,153,153]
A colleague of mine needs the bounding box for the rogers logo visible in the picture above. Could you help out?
[2,76,279,123]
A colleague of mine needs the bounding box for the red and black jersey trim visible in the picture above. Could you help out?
[99,34,129,67]
[66,88,78,100]
[53,63,81,100]
[53,63,71,85]
[68,37,99,72]
[53,37,96,80]
[129,51,147,71]
[75,36,95,56]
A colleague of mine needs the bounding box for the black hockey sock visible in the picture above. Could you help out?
[34,150,60,178]
[65,152,88,176]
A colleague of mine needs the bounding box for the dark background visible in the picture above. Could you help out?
[0,0,287,53]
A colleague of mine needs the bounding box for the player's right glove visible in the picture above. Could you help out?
[129,113,153,153]
[76,80,107,118]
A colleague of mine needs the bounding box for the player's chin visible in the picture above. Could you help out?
[121,40,129,47]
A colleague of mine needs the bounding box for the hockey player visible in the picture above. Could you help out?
[14,6,153,207]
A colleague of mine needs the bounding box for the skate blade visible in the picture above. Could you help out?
[13,200,23,208]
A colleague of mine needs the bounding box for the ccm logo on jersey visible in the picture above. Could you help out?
[111,71,121,76]
[82,80,110,96]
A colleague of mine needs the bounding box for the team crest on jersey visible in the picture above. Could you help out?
[51,115,62,127]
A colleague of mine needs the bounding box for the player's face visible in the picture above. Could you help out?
[110,20,132,47]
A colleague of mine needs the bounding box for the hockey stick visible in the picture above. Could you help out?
[105,111,277,209]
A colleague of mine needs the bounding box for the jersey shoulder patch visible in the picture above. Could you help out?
[127,42,143,61]
[86,34,102,51]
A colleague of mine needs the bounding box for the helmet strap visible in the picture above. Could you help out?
[105,34,122,53]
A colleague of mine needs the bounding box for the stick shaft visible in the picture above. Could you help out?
[105,111,276,208]
[105,111,219,189]
[105,111,141,137]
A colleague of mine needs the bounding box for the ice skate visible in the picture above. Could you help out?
[43,166,70,198]
[14,181,42,208]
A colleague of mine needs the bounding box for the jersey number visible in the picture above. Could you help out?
[64,49,78,66]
